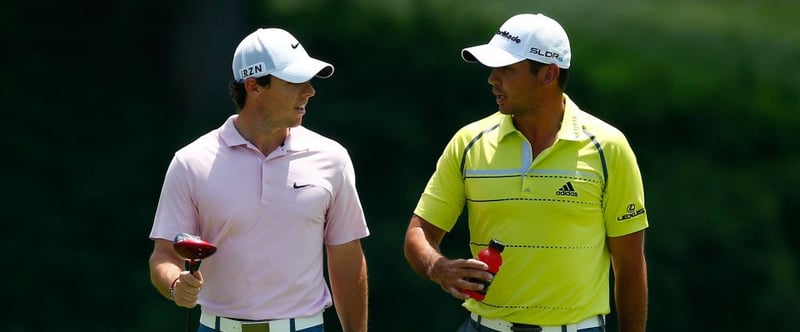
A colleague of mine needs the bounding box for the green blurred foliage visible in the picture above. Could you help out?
[3,0,799,331]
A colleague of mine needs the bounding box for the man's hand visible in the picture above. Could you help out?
[429,257,492,299]
[172,271,204,308]
[405,214,494,300]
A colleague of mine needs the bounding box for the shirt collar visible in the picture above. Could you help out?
[219,115,248,147]
[283,126,312,152]
[497,93,587,142]
[218,115,310,152]
[558,93,586,142]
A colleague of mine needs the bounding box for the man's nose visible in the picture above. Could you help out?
[488,69,500,86]
[303,82,316,97]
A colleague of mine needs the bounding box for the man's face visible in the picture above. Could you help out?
[259,76,316,128]
[487,60,539,115]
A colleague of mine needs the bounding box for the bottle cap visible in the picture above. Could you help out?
[488,239,505,252]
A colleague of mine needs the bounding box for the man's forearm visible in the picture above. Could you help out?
[328,241,368,332]
[404,215,448,281]
[614,264,648,332]
[331,256,367,332]
[149,240,184,299]
[404,227,444,280]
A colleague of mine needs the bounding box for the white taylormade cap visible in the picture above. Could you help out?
[462,14,571,69]
[232,28,334,83]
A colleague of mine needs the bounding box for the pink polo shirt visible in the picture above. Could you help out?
[149,115,369,320]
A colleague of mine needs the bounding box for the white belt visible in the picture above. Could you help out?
[200,311,323,332]
[471,313,603,332]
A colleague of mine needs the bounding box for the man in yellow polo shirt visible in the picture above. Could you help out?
[404,13,648,332]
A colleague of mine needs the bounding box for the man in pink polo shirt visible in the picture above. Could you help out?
[148,28,369,332]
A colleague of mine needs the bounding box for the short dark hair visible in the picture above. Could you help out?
[528,60,569,91]
[229,75,272,110]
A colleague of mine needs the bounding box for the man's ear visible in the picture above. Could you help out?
[541,64,559,85]
[244,77,264,94]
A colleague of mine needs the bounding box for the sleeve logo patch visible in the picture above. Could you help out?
[617,203,645,221]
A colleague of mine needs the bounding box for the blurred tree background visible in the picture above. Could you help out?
[4,0,799,331]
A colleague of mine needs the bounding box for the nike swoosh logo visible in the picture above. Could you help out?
[291,43,299,49]
[293,182,312,189]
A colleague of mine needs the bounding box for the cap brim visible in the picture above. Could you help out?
[272,57,334,84]
[462,44,525,68]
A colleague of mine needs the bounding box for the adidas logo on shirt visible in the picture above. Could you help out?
[556,182,578,197]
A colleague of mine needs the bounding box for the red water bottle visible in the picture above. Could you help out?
[463,239,505,301]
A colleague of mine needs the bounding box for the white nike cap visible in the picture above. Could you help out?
[462,13,571,69]
[232,28,334,83]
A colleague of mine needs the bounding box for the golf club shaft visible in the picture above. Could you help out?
[186,259,202,273]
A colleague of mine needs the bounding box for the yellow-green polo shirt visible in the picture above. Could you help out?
[414,94,648,325]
